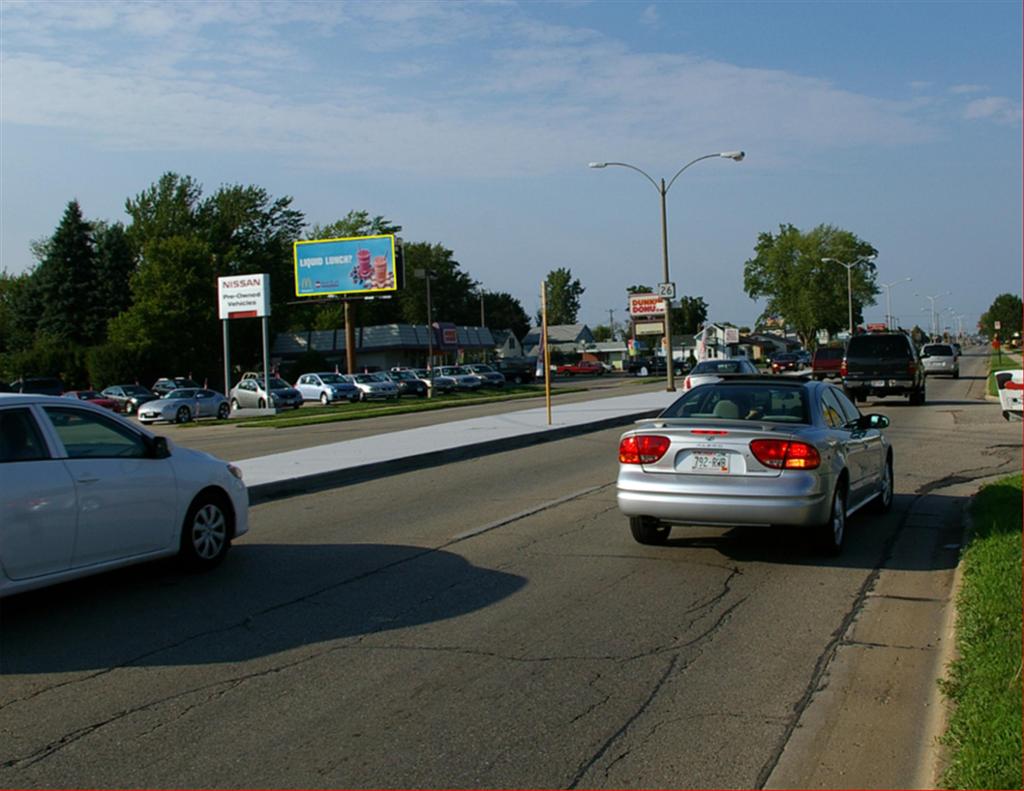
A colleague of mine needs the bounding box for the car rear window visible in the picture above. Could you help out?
[692,360,748,374]
[923,344,953,356]
[847,335,911,357]
[814,348,844,360]
[660,384,809,423]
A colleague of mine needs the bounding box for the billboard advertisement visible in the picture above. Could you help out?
[293,234,398,298]
[218,273,270,319]
[628,294,668,317]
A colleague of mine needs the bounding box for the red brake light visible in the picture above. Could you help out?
[684,376,691,390]
[840,359,848,377]
[691,429,729,435]
[907,361,916,376]
[619,435,671,464]
[749,439,821,470]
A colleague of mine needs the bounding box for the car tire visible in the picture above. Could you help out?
[513,374,523,385]
[909,386,926,406]
[217,402,230,420]
[320,392,330,406]
[179,493,232,570]
[871,455,894,513]
[953,370,960,379]
[629,516,671,545]
[175,406,191,424]
[818,484,846,556]
[258,398,266,409]
[639,366,649,377]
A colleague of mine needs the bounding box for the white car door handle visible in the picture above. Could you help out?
[76,475,100,484]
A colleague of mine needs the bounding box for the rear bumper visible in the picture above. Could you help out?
[844,378,919,396]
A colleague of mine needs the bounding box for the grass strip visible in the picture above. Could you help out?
[988,350,1022,397]
[229,386,588,429]
[940,473,1022,789]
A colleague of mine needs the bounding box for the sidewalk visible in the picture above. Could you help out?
[237,388,680,504]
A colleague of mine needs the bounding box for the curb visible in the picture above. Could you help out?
[247,407,661,505]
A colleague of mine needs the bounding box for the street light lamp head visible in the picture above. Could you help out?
[720,151,745,161]
[588,162,608,168]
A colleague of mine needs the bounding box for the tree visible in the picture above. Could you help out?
[979,293,1022,339]
[743,223,878,349]
[482,291,530,340]
[592,324,614,342]
[399,242,478,326]
[89,221,137,340]
[672,295,708,335]
[34,200,98,345]
[538,267,585,325]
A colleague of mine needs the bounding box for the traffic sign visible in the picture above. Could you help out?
[657,282,676,299]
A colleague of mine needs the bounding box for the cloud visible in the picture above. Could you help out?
[963,96,1023,124]
[949,84,987,95]
[640,5,659,26]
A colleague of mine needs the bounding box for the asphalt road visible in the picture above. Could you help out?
[1,349,1018,788]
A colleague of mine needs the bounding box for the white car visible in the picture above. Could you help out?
[681,358,759,392]
[0,393,249,597]
[435,365,484,391]
[344,373,399,401]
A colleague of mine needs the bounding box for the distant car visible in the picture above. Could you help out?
[8,377,64,396]
[100,384,159,415]
[811,347,845,381]
[63,390,121,413]
[770,352,802,374]
[138,388,232,424]
[557,360,605,376]
[410,368,457,394]
[294,372,360,405]
[616,376,892,555]
[681,358,759,392]
[229,377,303,410]
[0,393,248,597]
[626,357,685,377]
[435,365,484,391]
[386,370,428,397]
[493,357,537,385]
[995,369,1023,422]
[152,377,201,397]
[464,364,506,388]
[842,331,926,405]
[344,373,399,401]
[919,343,960,379]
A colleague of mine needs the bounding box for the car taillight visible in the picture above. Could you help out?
[749,439,821,470]
[684,376,692,390]
[840,359,848,377]
[619,435,671,464]
[907,361,916,376]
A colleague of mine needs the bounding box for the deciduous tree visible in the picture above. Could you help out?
[539,267,585,325]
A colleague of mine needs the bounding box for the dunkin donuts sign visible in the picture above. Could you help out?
[218,273,270,320]
[628,294,668,317]
[293,234,398,298]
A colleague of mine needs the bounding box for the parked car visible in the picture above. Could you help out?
[435,365,484,391]
[811,347,845,381]
[995,369,1023,422]
[681,358,759,392]
[100,384,159,415]
[626,357,686,377]
[410,368,457,394]
[294,372,360,405]
[616,376,892,555]
[769,352,802,374]
[0,393,249,596]
[557,360,605,376]
[152,377,201,397]
[919,343,960,379]
[386,369,428,397]
[63,390,121,413]
[229,377,303,410]
[344,373,399,401]
[464,363,506,388]
[138,388,232,424]
[493,357,537,385]
[8,377,64,395]
[841,331,926,405]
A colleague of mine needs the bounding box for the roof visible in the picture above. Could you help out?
[273,324,496,354]
[522,324,594,345]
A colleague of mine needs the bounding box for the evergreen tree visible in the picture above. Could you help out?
[35,200,98,344]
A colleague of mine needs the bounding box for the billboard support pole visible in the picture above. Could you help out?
[345,302,356,375]
[542,281,551,426]
[222,320,230,400]
[261,316,270,404]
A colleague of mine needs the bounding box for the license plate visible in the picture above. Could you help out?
[690,450,730,473]
[871,379,886,387]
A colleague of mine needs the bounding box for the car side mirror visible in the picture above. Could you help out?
[148,435,171,459]
[858,414,889,430]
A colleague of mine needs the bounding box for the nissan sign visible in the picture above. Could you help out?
[218,273,271,319]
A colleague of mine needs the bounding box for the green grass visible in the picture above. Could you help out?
[940,473,1023,790]
[988,350,1022,397]
[224,385,587,429]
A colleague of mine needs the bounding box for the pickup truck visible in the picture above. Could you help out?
[842,332,926,405]
[556,360,605,376]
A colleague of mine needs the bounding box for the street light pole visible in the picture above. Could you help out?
[915,291,951,340]
[823,255,875,337]
[880,277,912,330]
[589,151,745,391]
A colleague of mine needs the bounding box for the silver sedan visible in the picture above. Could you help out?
[137,388,231,424]
[616,377,893,554]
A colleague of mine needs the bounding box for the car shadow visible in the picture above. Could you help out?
[654,493,965,571]
[0,543,525,675]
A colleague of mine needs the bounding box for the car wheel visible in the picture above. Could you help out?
[179,493,231,569]
[871,455,894,513]
[230,398,239,411]
[639,366,649,377]
[953,370,960,379]
[909,386,925,406]
[175,406,191,424]
[320,392,330,406]
[217,402,230,420]
[818,484,846,556]
[513,375,523,385]
[629,516,671,545]
[258,398,266,408]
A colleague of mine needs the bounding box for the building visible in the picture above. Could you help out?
[522,324,595,357]
[491,330,524,359]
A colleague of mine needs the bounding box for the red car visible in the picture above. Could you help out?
[556,360,606,376]
[811,347,845,380]
[62,390,122,412]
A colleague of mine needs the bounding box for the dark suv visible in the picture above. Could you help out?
[842,332,926,405]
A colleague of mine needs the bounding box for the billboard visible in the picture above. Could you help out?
[628,294,668,317]
[218,273,270,319]
[293,234,398,298]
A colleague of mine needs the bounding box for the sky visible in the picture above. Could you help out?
[1,0,1021,335]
